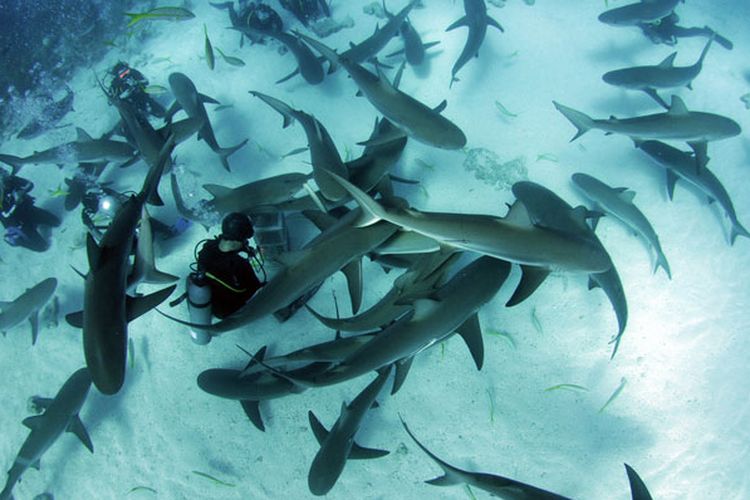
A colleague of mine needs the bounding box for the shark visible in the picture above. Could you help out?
[637,140,750,244]
[400,417,571,499]
[297,256,511,389]
[385,14,438,66]
[0,368,94,500]
[572,173,671,279]
[602,37,714,108]
[510,181,628,358]
[446,0,504,86]
[0,127,136,174]
[554,95,741,171]
[65,139,177,395]
[232,27,324,85]
[161,217,399,335]
[296,31,468,150]
[327,171,612,273]
[249,91,350,201]
[166,72,248,171]
[17,85,75,140]
[0,277,57,345]
[598,0,683,26]
[307,367,392,496]
[307,249,460,333]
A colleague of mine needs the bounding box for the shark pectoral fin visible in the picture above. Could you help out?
[29,310,40,345]
[392,356,414,395]
[164,101,181,123]
[624,464,654,500]
[238,345,268,375]
[85,233,102,271]
[341,260,363,315]
[68,416,94,453]
[665,171,679,200]
[22,415,44,430]
[426,474,461,487]
[198,93,220,105]
[349,443,390,460]
[308,410,329,445]
[31,459,41,470]
[445,16,468,32]
[240,400,265,432]
[587,276,600,290]
[487,16,505,32]
[506,266,551,307]
[125,285,177,323]
[455,313,484,370]
[65,311,84,329]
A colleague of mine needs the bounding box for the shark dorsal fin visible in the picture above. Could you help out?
[240,400,265,431]
[202,183,232,199]
[617,190,636,203]
[433,100,448,114]
[658,52,678,68]
[668,95,689,116]
[411,298,440,320]
[76,127,93,142]
[275,249,308,268]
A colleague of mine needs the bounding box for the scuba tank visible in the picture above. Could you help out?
[186,272,212,345]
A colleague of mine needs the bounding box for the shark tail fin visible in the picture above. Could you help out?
[553,101,594,142]
[654,251,672,280]
[217,139,249,172]
[730,220,750,245]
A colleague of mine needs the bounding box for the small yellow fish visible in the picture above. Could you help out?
[216,47,245,67]
[204,24,215,70]
[125,7,195,28]
[144,85,168,95]
[48,184,70,198]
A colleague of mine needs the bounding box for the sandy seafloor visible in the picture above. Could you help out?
[1,1,750,499]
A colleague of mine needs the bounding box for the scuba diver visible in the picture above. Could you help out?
[185,212,266,343]
[211,1,284,43]
[279,0,330,26]
[1,168,61,252]
[108,61,166,119]
[638,13,733,50]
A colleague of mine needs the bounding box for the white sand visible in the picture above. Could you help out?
[1,1,749,499]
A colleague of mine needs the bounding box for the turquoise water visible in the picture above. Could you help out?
[1,1,749,499]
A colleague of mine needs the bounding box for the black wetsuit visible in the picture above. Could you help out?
[639,13,733,50]
[1,175,60,252]
[197,238,263,318]
[110,66,166,119]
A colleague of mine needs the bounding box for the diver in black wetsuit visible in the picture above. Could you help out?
[108,61,166,119]
[195,212,265,318]
[1,169,60,252]
[638,13,733,50]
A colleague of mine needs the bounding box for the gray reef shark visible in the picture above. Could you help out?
[300,256,512,388]
[510,181,628,358]
[296,31,467,150]
[598,0,683,26]
[0,127,136,174]
[0,368,94,500]
[400,416,571,499]
[637,140,750,244]
[0,277,57,345]
[328,172,612,273]
[65,139,177,394]
[166,72,248,171]
[307,367,392,496]
[554,95,741,170]
[249,91,350,201]
[572,173,671,279]
[446,0,504,86]
[232,26,324,85]
[602,37,713,108]
[162,217,399,335]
